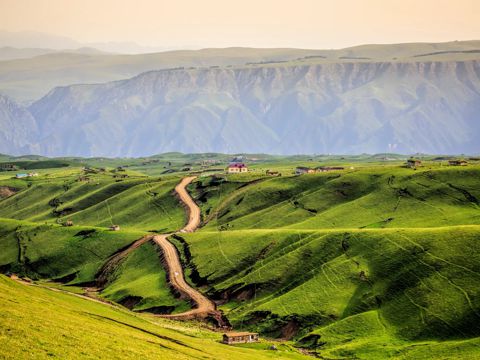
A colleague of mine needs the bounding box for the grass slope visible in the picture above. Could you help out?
[0,275,308,359]
[0,169,185,231]
[101,241,191,313]
[198,166,480,230]
[183,226,480,358]
[2,158,480,358]
[0,218,145,284]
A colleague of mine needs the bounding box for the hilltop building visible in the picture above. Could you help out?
[16,172,39,179]
[222,332,259,345]
[448,160,468,166]
[0,164,19,171]
[295,167,315,175]
[227,163,248,173]
[266,170,281,176]
[316,166,345,172]
[406,159,422,168]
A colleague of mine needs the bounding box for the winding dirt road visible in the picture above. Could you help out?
[33,175,226,326]
[153,176,226,326]
[174,176,201,233]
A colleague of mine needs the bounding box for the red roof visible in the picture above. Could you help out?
[228,163,246,168]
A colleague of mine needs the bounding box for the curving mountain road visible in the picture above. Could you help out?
[174,176,201,233]
[153,176,226,326]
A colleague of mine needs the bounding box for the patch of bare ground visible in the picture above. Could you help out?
[0,186,17,198]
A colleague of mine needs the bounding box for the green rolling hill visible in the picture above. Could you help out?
[0,275,307,360]
[0,156,479,358]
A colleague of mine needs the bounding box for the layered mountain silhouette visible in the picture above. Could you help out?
[1,43,480,156]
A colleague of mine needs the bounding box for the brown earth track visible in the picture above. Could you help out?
[155,176,227,327]
[13,176,227,327]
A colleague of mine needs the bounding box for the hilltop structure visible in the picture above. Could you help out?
[449,160,468,166]
[222,332,259,345]
[406,159,422,168]
[295,167,315,175]
[227,163,248,173]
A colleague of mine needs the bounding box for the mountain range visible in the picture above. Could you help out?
[1,41,480,156]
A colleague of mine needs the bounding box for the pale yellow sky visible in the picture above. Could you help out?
[0,0,479,49]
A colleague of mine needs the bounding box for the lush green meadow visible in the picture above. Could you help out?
[0,275,308,360]
[1,154,479,358]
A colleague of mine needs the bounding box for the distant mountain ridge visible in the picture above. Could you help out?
[1,54,479,156]
[1,40,480,104]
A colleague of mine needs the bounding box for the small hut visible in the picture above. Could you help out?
[406,159,422,168]
[222,332,259,345]
[448,160,468,166]
[316,166,345,172]
[266,170,281,176]
[109,225,120,231]
[295,167,314,175]
[63,220,73,227]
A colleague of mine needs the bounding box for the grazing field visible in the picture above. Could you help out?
[101,241,191,314]
[1,155,479,359]
[196,166,480,230]
[0,275,308,360]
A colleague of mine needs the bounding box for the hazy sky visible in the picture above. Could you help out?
[1,0,479,49]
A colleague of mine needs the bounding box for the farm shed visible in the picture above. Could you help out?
[295,167,314,175]
[448,160,468,166]
[222,332,259,345]
[406,159,422,168]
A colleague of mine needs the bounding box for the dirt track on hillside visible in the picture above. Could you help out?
[154,176,227,326]
[174,176,201,233]
[12,176,227,327]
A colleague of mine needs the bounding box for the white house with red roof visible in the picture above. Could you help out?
[227,162,248,173]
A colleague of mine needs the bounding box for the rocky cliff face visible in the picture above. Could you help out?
[2,59,480,156]
[0,95,38,155]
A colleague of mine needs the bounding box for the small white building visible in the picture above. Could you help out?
[227,163,248,173]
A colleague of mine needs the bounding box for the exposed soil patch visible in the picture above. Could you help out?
[119,295,143,309]
[281,319,300,340]
[138,306,175,315]
[0,186,17,198]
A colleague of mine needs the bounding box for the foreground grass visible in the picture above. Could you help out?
[0,275,308,360]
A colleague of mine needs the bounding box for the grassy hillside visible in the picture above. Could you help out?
[0,168,185,231]
[197,165,480,230]
[182,226,480,357]
[101,241,191,314]
[0,275,308,359]
[1,157,479,358]
[0,218,144,283]
[175,163,480,357]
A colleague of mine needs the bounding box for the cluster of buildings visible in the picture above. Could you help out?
[15,172,39,179]
[295,166,345,175]
[406,159,469,168]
